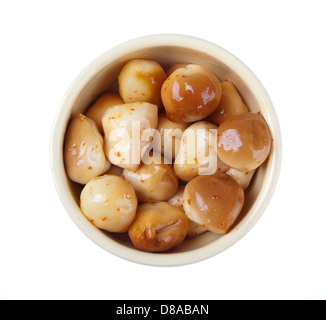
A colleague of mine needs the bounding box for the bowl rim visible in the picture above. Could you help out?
[50,33,282,267]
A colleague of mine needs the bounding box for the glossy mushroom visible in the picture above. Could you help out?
[102,101,158,171]
[161,64,222,123]
[128,202,188,252]
[216,112,271,171]
[174,121,229,181]
[118,59,166,109]
[183,174,244,234]
[122,158,179,203]
[64,113,111,185]
[207,80,249,125]
[80,175,138,233]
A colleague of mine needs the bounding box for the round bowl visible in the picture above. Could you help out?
[51,34,282,267]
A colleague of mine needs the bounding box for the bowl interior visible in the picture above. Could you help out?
[53,37,279,266]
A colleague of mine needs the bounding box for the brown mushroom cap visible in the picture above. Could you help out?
[122,158,179,203]
[183,174,244,234]
[128,202,188,252]
[161,64,222,123]
[64,114,110,185]
[207,80,249,125]
[216,112,271,171]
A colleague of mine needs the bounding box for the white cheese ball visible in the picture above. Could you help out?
[118,59,166,110]
[225,168,255,190]
[80,175,138,233]
[64,114,111,185]
[102,102,158,171]
[174,121,229,181]
[122,158,179,203]
[168,185,207,238]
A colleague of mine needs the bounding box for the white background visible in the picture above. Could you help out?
[1,0,325,300]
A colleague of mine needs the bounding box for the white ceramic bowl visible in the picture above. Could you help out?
[51,34,281,267]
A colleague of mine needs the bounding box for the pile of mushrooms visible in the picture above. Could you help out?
[64,59,271,252]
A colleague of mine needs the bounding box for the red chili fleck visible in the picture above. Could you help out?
[102,217,107,221]
[245,171,249,175]
[88,166,92,170]
[212,195,219,200]
[187,199,191,205]
[116,151,121,157]
[218,168,221,172]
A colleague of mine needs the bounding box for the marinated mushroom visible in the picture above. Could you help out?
[168,185,207,238]
[118,59,166,109]
[225,168,255,190]
[161,64,222,123]
[102,102,158,171]
[207,80,249,125]
[174,121,229,181]
[86,93,124,134]
[165,63,188,77]
[128,202,188,252]
[183,174,244,234]
[122,157,179,203]
[216,112,271,171]
[64,113,111,185]
[80,175,137,232]
[153,113,189,163]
